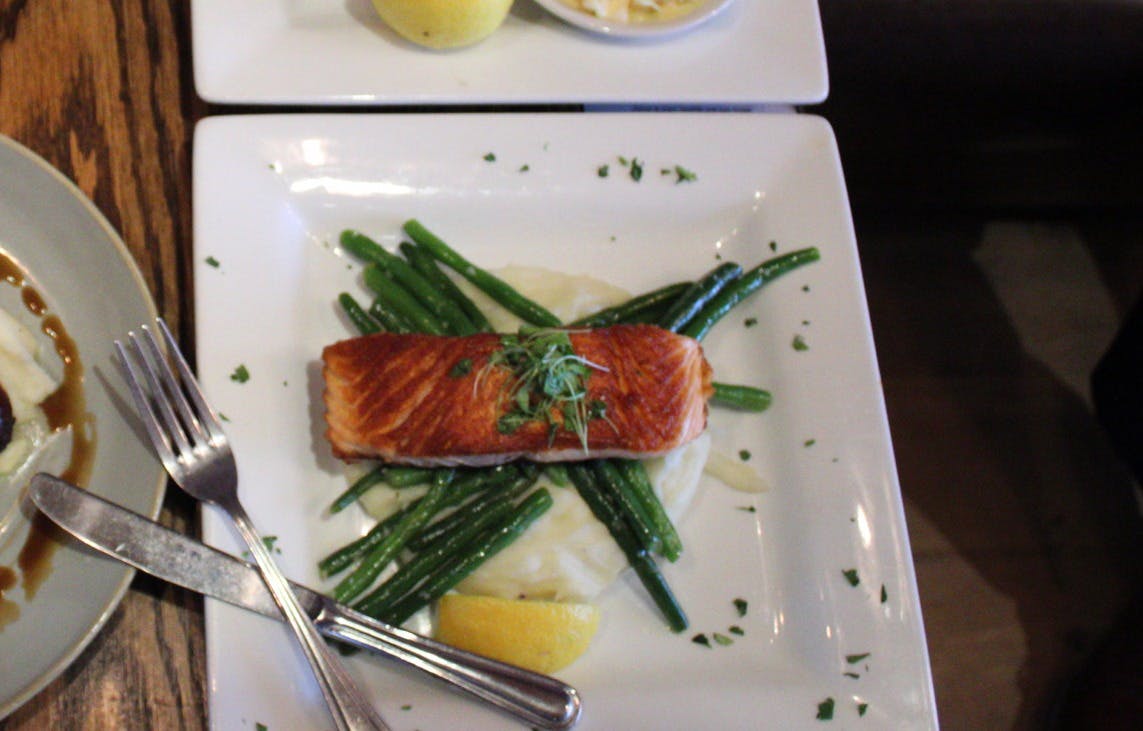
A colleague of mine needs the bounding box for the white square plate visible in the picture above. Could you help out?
[192,112,935,730]
[190,0,827,106]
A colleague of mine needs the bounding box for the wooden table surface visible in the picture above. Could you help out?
[2,2,1141,730]
[0,1,207,728]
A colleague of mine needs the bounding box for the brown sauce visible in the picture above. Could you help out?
[0,250,93,628]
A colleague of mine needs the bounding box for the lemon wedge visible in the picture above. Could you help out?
[436,594,600,674]
[370,0,514,50]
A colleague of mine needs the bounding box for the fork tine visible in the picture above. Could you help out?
[131,326,205,456]
[153,318,227,444]
[114,338,181,473]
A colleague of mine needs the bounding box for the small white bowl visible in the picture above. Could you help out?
[532,0,737,40]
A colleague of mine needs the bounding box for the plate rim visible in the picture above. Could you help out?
[0,134,165,720]
[190,0,828,106]
[191,110,937,729]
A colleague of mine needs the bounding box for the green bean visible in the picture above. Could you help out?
[711,382,772,412]
[332,472,453,603]
[342,230,476,335]
[567,465,688,632]
[368,298,415,334]
[381,466,437,488]
[657,262,743,333]
[681,248,821,341]
[337,292,382,335]
[320,466,496,577]
[402,219,561,328]
[354,496,517,618]
[590,460,661,555]
[569,282,691,328]
[362,265,448,336]
[319,517,393,579]
[377,488,554,627]
[543,463,570,487]
[407,467,538,551]
[615,459,683,562]
[328,464,387,515]
[399,242,493,333]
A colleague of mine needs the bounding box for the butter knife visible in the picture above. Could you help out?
[28,473,581,730]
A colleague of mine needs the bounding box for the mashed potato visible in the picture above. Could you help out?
[0,307,57,475]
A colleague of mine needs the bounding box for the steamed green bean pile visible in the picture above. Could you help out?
[321,219,820,633]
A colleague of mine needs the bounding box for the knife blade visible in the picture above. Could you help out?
[28,473,580,730]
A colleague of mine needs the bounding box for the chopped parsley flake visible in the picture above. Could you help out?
[255,724,268,731]
[733,597,749,617]
[674,165,697,183]
[483,152,496,162]
[204,256,220,268]
[881,584,888,603]
[858,702,869,716]
[842,568,861,587]
[629,158,644,182]
[769,241,779,252]
[262,535,281,553]
[844,671,861,679]
[401,704,412,711]
[816,697,835,721]
[737,505,757,513]
[738,449,751,461]
[729,625,745,636]
[597,164,610,178]
[230,364,250,383]
[804,438,816,447]
[712,632,734,646]
[846,652,871,664]
[744,317,758,328]
[519,164,530,173]
[692,633,711,648]
[449,358,474,378]
[792,334,810,351]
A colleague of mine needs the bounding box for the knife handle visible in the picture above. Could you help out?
[313,600,581,730]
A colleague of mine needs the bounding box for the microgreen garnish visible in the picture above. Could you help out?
[483,327,610,451]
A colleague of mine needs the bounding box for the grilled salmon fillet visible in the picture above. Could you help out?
[322,324,713,467]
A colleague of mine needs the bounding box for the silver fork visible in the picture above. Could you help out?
[116,319,389,731]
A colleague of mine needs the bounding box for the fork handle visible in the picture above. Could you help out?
[313,599,582,730]
[229,502,390,731]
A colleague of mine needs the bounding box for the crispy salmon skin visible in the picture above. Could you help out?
[322,324,713,467]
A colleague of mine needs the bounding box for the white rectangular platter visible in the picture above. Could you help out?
[192,112,936,730]
[190,0,827,106]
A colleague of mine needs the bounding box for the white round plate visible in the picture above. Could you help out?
[0,135,164,719]
[531,0,736,40]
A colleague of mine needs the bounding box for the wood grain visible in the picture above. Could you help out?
[0,1,205,728]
